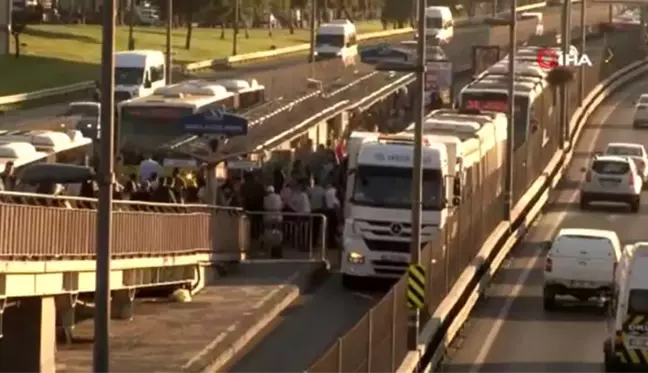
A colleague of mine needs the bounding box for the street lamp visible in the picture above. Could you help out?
[94,0,116,371]
[374,0,426,348]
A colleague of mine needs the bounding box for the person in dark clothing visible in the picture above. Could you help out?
[0,161,16,191]
[132,181,153,202]
[241,172,266,240]
[273,166,285,195]
[153,177,177,203]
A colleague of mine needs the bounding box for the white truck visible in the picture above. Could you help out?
[340,109,507,288]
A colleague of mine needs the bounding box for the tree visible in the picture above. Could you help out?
[10,9,41,58]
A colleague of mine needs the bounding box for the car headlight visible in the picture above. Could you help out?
[347,251,365,264]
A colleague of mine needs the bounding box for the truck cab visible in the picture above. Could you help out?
[114,50,166,102]
[341,133,458,288]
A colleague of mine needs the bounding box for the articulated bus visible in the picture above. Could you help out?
[117,79,265,177]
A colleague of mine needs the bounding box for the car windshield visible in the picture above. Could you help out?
[606,146,643,157]
[63,105,99,117]
[426,17,443,29]
[115,67,144,86]
[315,34,345,48]
[592,160,630,175]
[352,165,444,210]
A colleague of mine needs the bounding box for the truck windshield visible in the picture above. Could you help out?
[352,165,443,210]
[115,67,145,86]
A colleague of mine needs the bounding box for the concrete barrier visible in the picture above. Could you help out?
[396,56,648,373]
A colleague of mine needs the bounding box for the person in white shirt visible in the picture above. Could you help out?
[287,183,310,213]
[138,155,161,183]
[308,178,327,246]
[323,182,341,247]
[263,186,283,223]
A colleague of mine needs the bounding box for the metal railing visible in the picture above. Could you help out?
[245,210,329,261]
[0,191,248,259]
[306,277,409,373]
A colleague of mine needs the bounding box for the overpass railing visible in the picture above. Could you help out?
[0,191,248,259]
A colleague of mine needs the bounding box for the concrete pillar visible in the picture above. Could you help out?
[54,294,77,345]
[0,297,56,372]
[0,0,9,56]
[111,289,135,320]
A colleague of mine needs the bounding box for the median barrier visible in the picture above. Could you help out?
[396,53,648,373]
[0,2,550,112]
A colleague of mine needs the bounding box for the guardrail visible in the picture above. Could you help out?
[396,40,648,373]
[0,2,550,112]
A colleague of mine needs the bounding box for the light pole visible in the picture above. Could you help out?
[93,0,116,371]
[165,0,172,83]
[308,0,316,63]
[374,0,426,349]
[504,0,516,221]
[560,0,571,146]
[409,0,427,348]
[578,0,586,104]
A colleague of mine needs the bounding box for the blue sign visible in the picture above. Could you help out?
[180,109,249,136]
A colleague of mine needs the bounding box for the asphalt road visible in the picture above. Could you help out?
[440,75,648,373]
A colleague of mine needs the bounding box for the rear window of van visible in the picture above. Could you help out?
[552,235,615,258]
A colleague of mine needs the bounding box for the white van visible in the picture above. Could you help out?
[543,228,622,310]
[114,50,166,102]
[314,20,358,65]
[424,6,454,44]
[604,242,648,371]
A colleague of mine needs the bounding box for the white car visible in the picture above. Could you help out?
[633,94,648,128]
[543,228,622,310]
[580,155,642,212]
[604,142,648,181]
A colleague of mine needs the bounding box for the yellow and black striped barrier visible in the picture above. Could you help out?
[615,315,648,365]
[407,264,426,310]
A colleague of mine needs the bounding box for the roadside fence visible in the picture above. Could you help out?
[306,276,409,373]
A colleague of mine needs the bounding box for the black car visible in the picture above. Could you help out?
[360,44,415,65]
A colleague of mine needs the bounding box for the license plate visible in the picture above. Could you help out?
[630,338,648,348]
[381,254,408,263]
[571,281,594,288]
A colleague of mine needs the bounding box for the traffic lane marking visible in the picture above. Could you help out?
[442,73,648,373]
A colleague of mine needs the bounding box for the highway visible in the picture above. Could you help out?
[0,2,610,129]
[440,75,648,372]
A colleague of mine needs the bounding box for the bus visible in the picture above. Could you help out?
[0,129,93,165]
[457,48,553,149]
[117,79,265,177]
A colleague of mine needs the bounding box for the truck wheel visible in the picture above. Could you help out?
[630,198,641,213]
[543,287,556,311]
[580,196,589,210]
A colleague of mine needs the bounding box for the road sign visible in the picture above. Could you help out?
[407,264,426,310]
[180,109,249,137]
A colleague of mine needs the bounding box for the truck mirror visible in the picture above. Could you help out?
[452,196,461,206]
[144,79,152,89]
